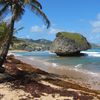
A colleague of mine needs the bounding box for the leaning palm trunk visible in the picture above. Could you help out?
[0,17,15,67]
[0,0,50,71]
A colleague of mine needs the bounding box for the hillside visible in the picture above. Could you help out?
[10,36,100,52]
[10,37,52,51]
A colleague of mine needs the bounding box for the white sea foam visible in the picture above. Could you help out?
[81,51,99,54]
[29,57,34,60]
[74,64,83,71]
[8,52,21,56]
[74,64,83,68]
[48,51,55,55]
[8,53,15,56]
[14,53,100,79]
[52,63,58,67]
[88,72,98,76]
[73,62,100,77]
[15,53,23,57]
[73,67,100,77]
[88,53,100,57]
[10,51,100,78]
[81,51,100,57]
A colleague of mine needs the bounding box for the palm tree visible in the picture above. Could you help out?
[0,0,50,70]
[0,21,23,49]
[0,22,9,48]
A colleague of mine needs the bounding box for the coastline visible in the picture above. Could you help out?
[9,50,100,90]
[0,53,99,99]
[9,50,28,52]
[15,54,100,91]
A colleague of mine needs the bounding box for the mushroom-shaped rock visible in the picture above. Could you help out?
[50,32,91,56]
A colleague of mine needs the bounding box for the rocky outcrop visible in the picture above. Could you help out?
[50,32,91,56]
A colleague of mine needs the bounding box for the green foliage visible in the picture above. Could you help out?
[56,32,86,44]
[0,0,50,48]
[0,0,50,28]
[11,38,52,51]
[0,22,10,47]
[0,0,50,66]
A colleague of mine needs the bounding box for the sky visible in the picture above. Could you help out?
[14,0,100,43]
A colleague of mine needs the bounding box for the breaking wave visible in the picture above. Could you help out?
[81,51,100,57]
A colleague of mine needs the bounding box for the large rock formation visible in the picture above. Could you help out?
[50,32,91,56]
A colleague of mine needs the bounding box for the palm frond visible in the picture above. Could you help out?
[0,4,8,16]
[13,4,25,21]
[14,27,24,34]
[30,4,50,28]
[31,0,42,9]
[24,0,42,9]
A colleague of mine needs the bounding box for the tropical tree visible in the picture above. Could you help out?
[0,21,23,49]
[0,0,50,70]
[0,22,9,48]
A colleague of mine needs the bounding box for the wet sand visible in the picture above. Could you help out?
[15,55,100,91]
[0,54,99,100]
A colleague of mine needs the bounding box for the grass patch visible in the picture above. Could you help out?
[56,32,87,44]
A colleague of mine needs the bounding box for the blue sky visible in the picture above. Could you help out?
[15,0,100,43]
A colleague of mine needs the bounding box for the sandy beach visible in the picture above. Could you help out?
[15,54,100,91]
[9,50,28,52]
[0,0,100,100]
[0,53,99,100]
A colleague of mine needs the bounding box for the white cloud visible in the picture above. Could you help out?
[97,13,100,20]
[30,25,45,33]
[91,27,100,33]
[30,25,64,34]
[91,21,100,28]
[91,13,100,33]
[48,27,64,34]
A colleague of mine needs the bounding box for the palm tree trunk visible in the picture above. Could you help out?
[0,17,15,68]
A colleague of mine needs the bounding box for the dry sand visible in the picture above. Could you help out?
[0,83,73,100]
[0,83,34,100]
[9,50,28,52]
[0,53,99,100]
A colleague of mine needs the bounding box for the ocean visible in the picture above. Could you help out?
[14,48,100,74]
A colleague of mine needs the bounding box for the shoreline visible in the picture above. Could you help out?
[0,54,99,99]
[9,50,28,52]
[13,53,100,91]
[10,50,100,74]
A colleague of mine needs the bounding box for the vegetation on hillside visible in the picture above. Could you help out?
[11,37,52,51]
[56,32,87,44]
